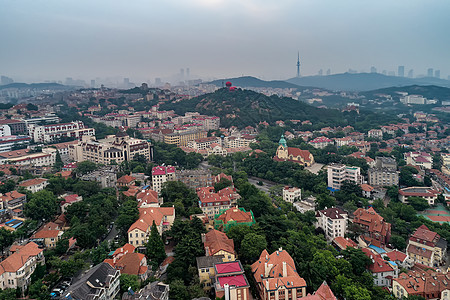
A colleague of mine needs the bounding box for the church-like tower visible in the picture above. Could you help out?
[276,134,288,158]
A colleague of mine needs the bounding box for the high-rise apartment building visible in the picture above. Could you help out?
[368,156,399,187]
[327,164,362,191]
[398,66,405,77]
[151,166,176,194]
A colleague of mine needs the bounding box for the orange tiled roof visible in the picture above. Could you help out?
[251,248,306,291]
[393,269,450,297]
[128,207,174,233]
[0,242,42,273]
[353,207,391,238]
[114,252,147,276]
[113,243,135,257]
[204,229,235,256]
[136,189,158,206]
[117,175,136,184]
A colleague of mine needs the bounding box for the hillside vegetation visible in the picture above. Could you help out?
[160,88,346,128]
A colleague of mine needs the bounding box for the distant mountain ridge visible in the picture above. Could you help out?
[363,85,450,100]
[0,82,71,90]
[287,73,450,92]
[208,76,308,90]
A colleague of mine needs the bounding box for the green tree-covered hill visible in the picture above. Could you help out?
[160,88,347,128]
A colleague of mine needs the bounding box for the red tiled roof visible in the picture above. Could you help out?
[215,261,242,274]
[362,248,394,273]
[353,207,391,241]
[412,225,437,241]
[217,275,247,288]
[385,250,407,262]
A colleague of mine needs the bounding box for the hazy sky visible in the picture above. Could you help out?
[1,0,450,83]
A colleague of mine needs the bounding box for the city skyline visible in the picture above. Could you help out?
[2,0,450,83]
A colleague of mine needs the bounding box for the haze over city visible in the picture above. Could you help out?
[2,0,450,83]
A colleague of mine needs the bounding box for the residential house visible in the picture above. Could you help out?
[309,136,333,149]
[368,129,383,139]
[315,207,348,241]
[353,207,391,247]
[362,248,398,287]
[293,196,316,214]
[361,184,375,199]
[282,186,301,203]
[0,190,26,215]
[136,188,159,207]
[60,194,82,213]
[406,225,447,268]
[18,178,48,193]
[104,251,148,281]
[197,187,232,220]
[392,269,450,299]
[0,242,44,291]
[196,255,225,290]
[127,207,175,248]
[214,207,255,232]
[251,248,307,300]
[202,229,236,262]
[214,260,250,300]
[348,141,371,154]
[29,222,63,249]
[110,243,135,261]
[385,250,411,269]
[399,187,439,206]
[274,135,315,167]
[117,175,136,188]
[61,262,120,300]
[404,152,433,169]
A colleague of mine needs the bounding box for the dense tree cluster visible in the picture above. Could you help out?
[160,181,202,217]
[166,218,206,299]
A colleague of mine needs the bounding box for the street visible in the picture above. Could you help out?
[248,176,279,195]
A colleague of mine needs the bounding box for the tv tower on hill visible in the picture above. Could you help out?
[296,52,301,77]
